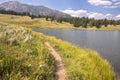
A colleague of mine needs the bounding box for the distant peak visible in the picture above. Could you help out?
[0,0,71,17]
[5,1,19,3]
[2,1,21,4]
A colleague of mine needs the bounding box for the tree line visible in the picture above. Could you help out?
[60,17,120,28]
[0,9,120,28]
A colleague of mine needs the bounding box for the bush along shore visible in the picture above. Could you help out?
[0,24,115,80]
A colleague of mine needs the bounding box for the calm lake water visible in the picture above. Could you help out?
[33,29,120,75]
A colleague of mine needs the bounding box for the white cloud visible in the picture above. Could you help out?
[114,2,120,5]
[112,0,119,2]
[87,0,120,8]
[88,0,112,6]
[104,1,120,8]
[62,9,87,17]
[115,14,120,20]
[62,9,113,19]
[87,12,112,19]
[104,5,120,8]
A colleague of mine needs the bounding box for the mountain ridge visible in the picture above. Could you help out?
[0,1,71,17]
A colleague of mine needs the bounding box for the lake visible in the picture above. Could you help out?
[33,29,120,75]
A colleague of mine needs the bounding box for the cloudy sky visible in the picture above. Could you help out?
[0,0,120,20]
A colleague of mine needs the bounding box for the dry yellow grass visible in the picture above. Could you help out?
[99,25,120,31]
[0,14,73,29]
[0,14,120,30]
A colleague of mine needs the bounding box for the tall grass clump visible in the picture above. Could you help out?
[0,25,55,80]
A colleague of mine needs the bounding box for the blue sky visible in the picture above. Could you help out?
[0,0,120,19]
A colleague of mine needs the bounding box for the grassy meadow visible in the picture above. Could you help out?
[0,13,118,80]
[0,14,120,31]
[0,14,73,29]
[0,24,115,80]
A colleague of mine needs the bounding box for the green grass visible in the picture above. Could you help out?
[0,25,55,80]
[34,32,115,80]
[0,14,117,80]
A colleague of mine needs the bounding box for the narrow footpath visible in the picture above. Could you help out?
[45,42,67,80]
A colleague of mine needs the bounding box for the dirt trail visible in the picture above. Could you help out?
[45,42,67,80]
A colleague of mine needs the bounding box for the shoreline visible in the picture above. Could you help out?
[31,26,120,31]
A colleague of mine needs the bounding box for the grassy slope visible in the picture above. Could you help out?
[0,24,115,80]
[0,14,73,29]
[0,25,55,80]
[40,33,115,80]
[0,14,117,80]
[0,14,120,30]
